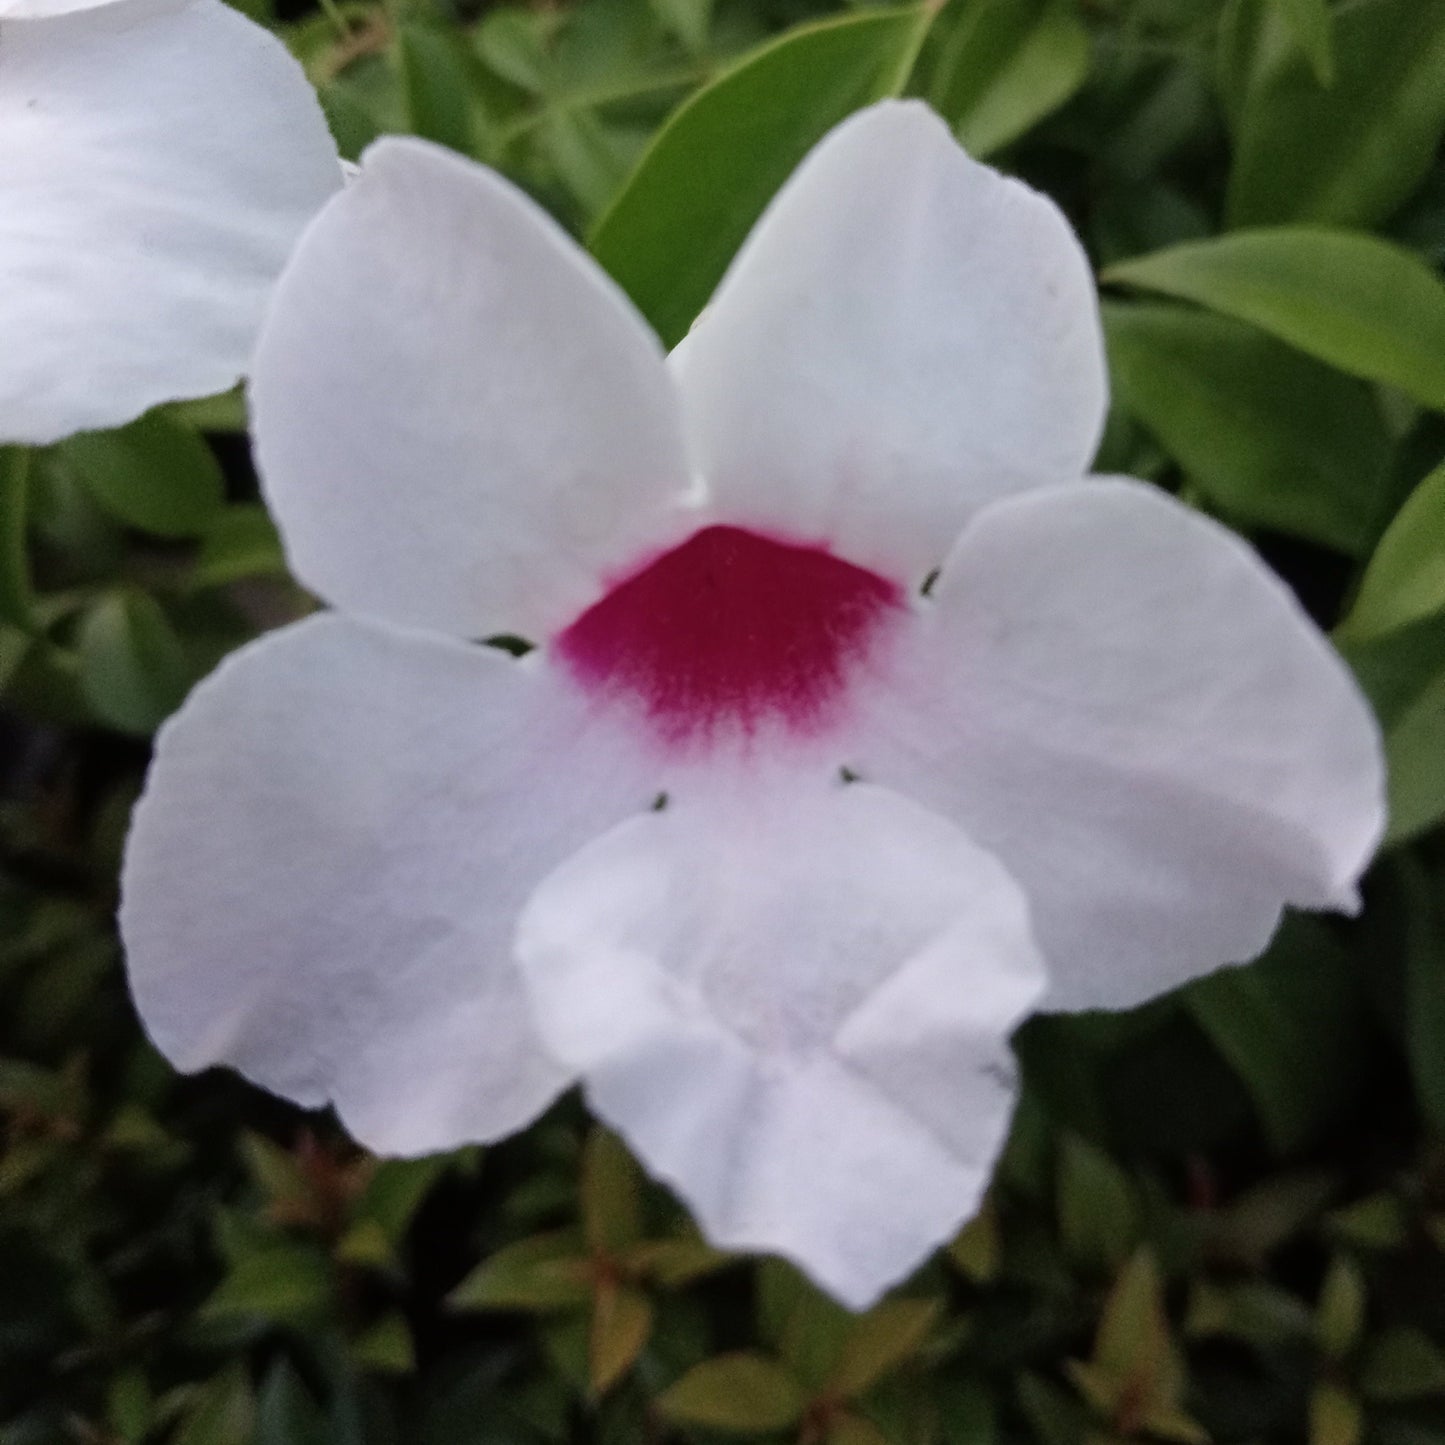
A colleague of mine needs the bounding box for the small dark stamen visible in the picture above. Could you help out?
[481,634,534,657]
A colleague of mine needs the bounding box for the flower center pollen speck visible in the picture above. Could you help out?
[555,525,903,748]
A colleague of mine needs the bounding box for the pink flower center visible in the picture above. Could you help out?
[554,525,904,751]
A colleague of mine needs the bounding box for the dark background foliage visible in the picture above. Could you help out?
[2,0,1445,1439]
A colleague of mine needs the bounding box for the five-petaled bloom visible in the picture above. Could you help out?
[120,102,1386,1308]
[0,0,340,444]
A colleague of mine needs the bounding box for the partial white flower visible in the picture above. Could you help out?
[119,102,1386,1309]
[0,0,343,444]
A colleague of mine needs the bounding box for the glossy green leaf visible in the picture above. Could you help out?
[929,0,1089,158]
[590,5,933,347]
[656,1352,807,1431]
[1103,301,1390,552]
[1227,0,1445,228]
[60,412,225,539]
[77,592,194,736]
[1341,462,1445,643]
[1107,230,1445,412]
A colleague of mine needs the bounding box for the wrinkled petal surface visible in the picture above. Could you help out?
[855,479,1386,1012]
[121,614,658,1154]
[672,100,1107,587]
[0,0,341,443]
[252,137,696,643]
[517,779,1045,1307]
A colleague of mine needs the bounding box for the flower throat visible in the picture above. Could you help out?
[554,525,903,748]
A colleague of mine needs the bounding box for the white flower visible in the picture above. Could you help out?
[0,0,343,444]
[119,102,1386,1308]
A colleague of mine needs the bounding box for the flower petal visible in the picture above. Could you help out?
[251,137,696,643]
[855,479,1386,1012]
[516,780,1045,1308]
[120,614,658,1154]
[671,100,1106,587]
[0,0,341,444]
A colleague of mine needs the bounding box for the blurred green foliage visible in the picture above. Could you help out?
[3,0,1445,1437]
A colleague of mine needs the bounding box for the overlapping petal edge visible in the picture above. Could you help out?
[0,0,343,443]
[120,101,1386,1308]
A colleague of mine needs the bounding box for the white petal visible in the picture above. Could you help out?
[516,780,1045,1308]
[671,100,1106,587]
[120,614,658,1154]
[0,0,341,444]
[856,479,1386,1012]
[251,137,696,643]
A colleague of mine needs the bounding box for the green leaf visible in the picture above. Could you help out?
[1103,301,1390,553]
[656,1352,807,1432]
[77,591,194,735]
[1400,858,1445,1129]
[1227,0,1445,228]
[398,23,478,154]
[757,1259,853,1389]
[202,1241,334,1324]
[590,6,934,347]
[928,0,1089,158]
[0,448,32,630]
[1056,1133,1139,1274]
[581,1127,644,1256]
[589,1282,652,1394]
[648,0,711,53]
[1187,918,1365,1152]
[1315,1256,1367,1360]
[351,1312,416,1375]
[1106,230,1445,413]
[190,503,287,590]
[947,1198,1002,1284]
[1206,1171,1336,1268]
[354,1154,451,1243]
[827,1297,941,1399]
[1272,0,1333,86]
[59,412,225,539]
[1342,612,1445,842]
[109,1370,153,1442]
[1309,1382,1363,1445]
[1341,462,1445,642]
[449,1231,592,1312]
[255,1362,329,1445]
[1361,1327,1445,1400]
[1085,1248,1186,1422]
[172,1367,256,1445]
